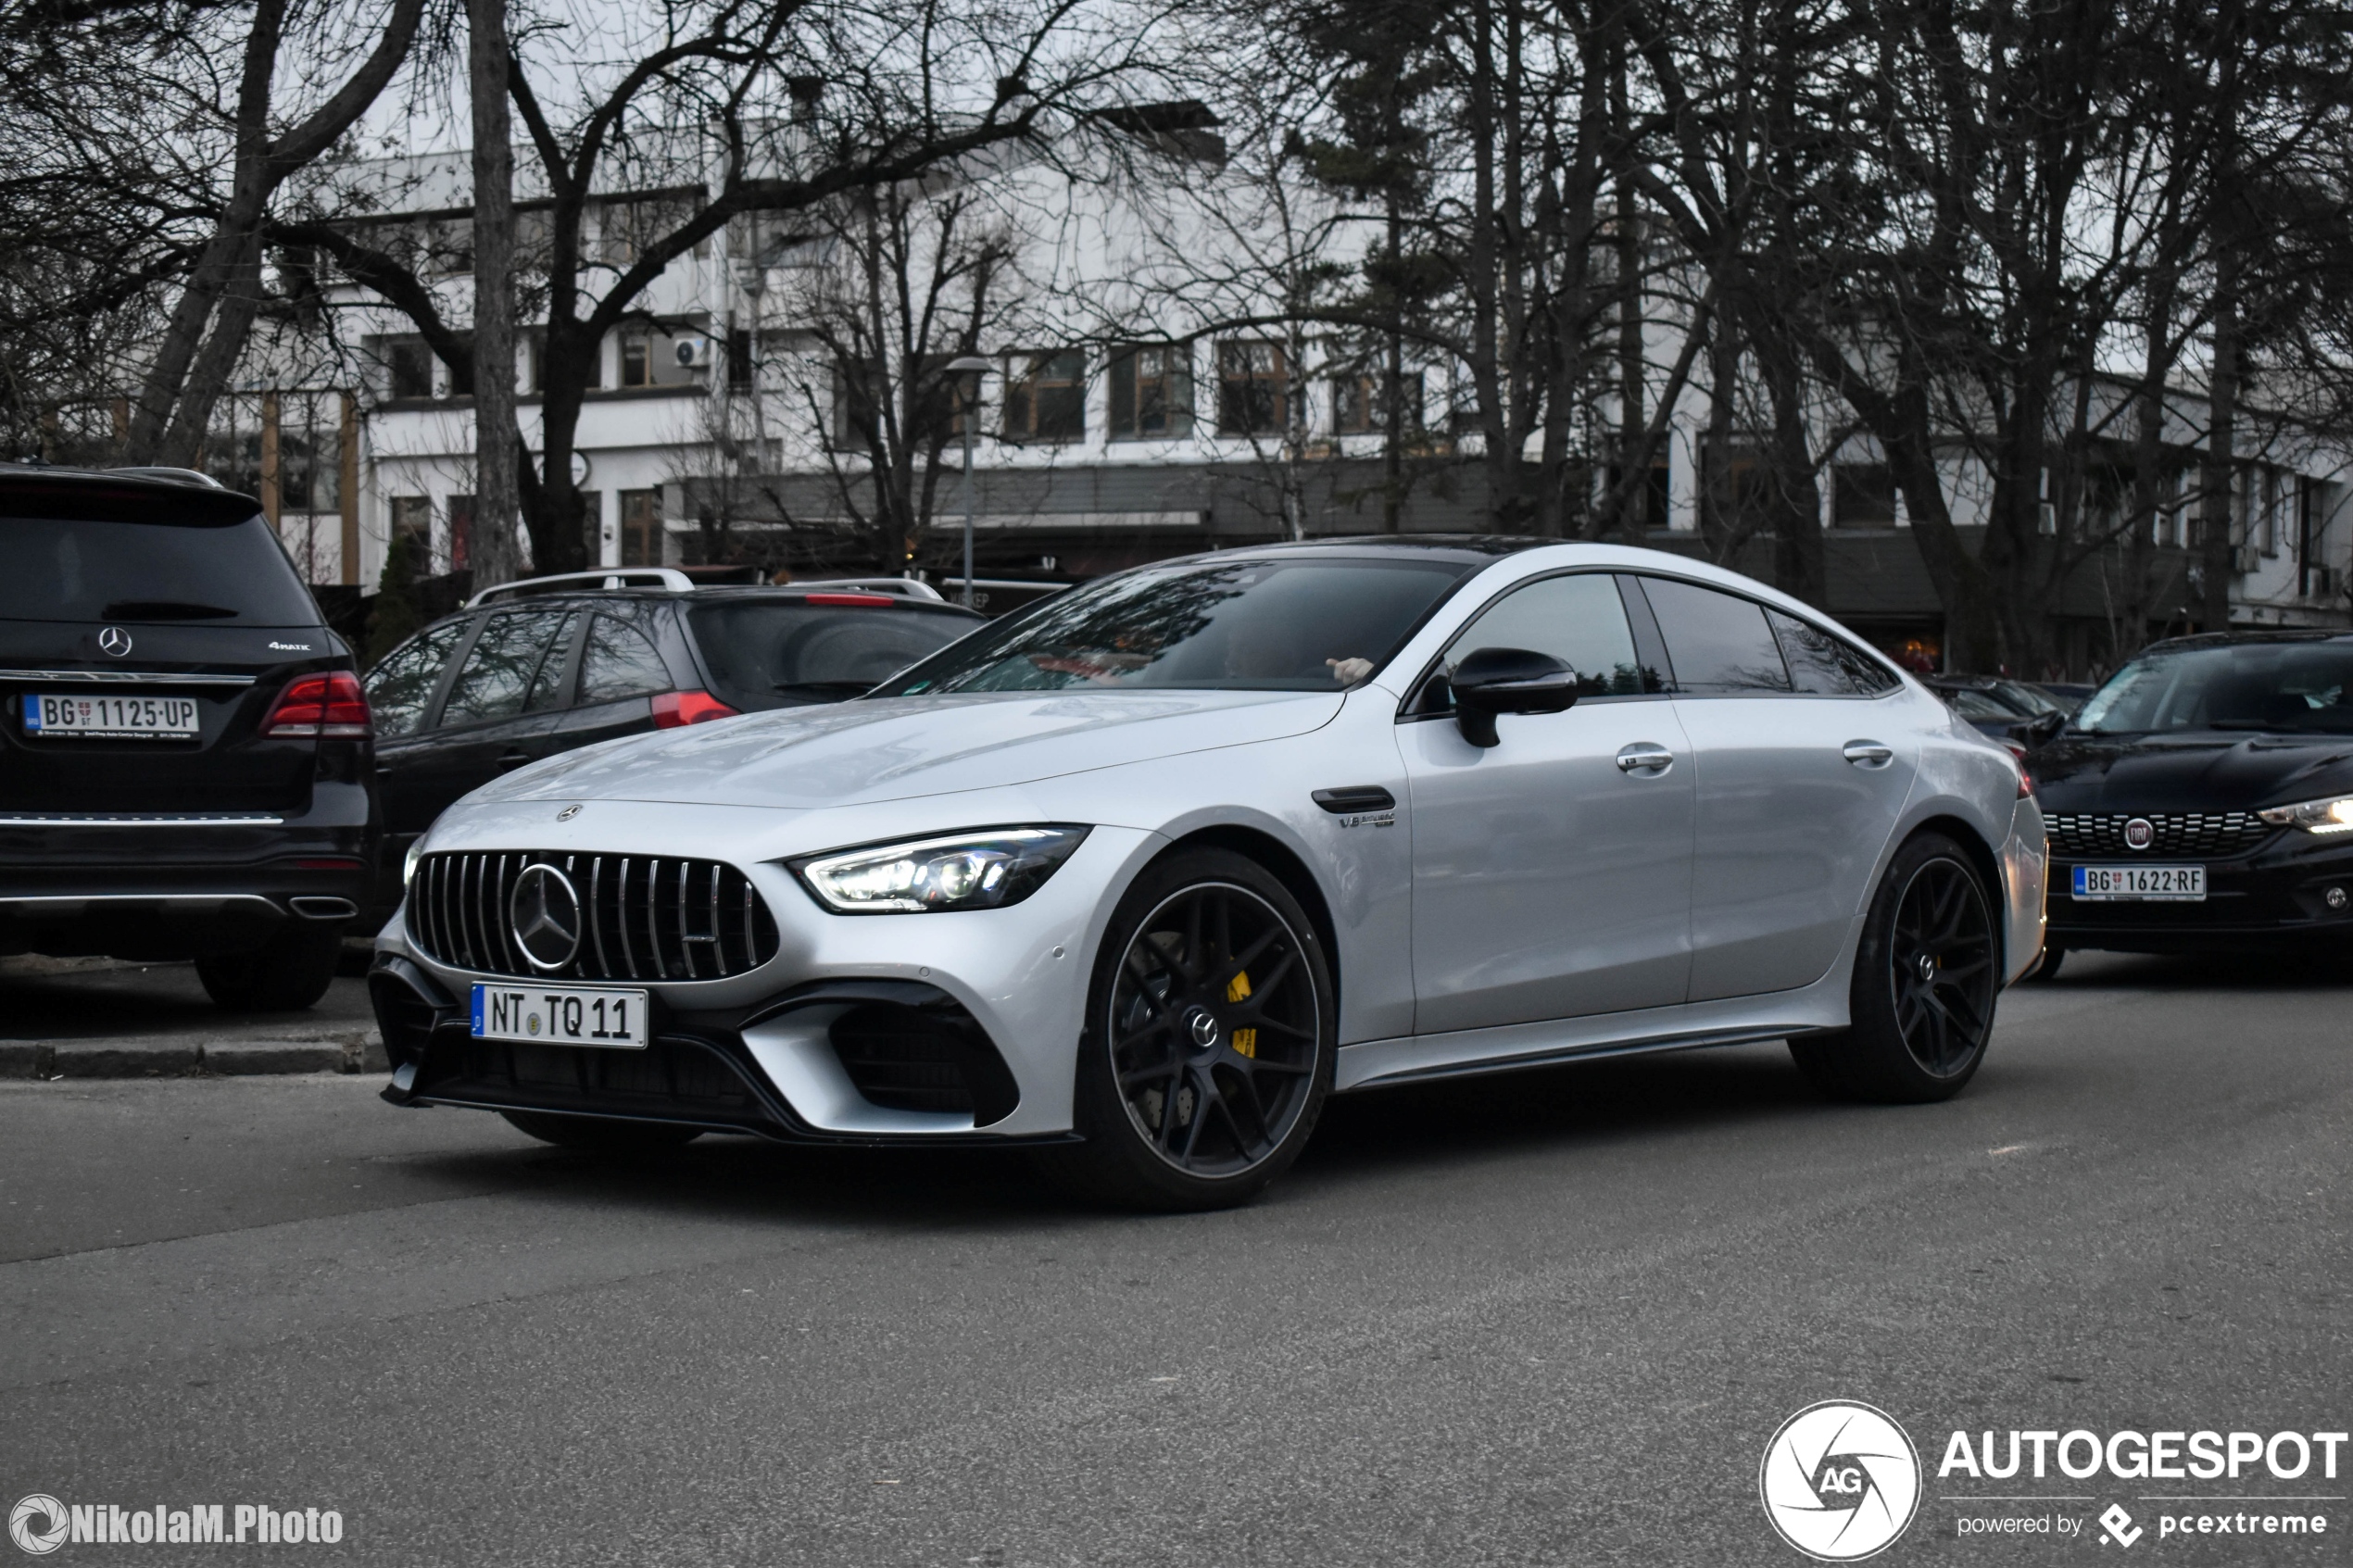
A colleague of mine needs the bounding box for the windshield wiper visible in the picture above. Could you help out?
[773,680,875,696]
[101,600,239,620]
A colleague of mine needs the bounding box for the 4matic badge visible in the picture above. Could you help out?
[1761,1400,1923,1561]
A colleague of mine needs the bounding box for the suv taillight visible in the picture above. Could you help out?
[263,671,371,738]
[651,689,738,728]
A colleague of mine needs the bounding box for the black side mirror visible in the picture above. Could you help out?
[1450,646,1579,747]
[2023,710,2066,746]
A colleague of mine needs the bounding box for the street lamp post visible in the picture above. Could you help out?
[946,356,993,608]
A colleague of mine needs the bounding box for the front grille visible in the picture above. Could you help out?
[409,850,780,982]
[2045,811,2274,859]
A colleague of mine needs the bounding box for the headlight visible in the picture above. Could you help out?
[2257,797,2353,834]
[403,839,426,886]
[789,826,1091,914]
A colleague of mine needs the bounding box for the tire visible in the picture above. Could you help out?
[195,921,345,1011]
[500,1110,703,1152]
[1043,847,1337,1211]
[1790,832,1999,1104]
[2023,943,2065,983]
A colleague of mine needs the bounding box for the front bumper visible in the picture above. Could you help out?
[371,809,1157,1141]
[2047,830,2353,951]
[0,783,375,959]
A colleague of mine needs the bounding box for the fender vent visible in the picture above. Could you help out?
[409,851,779,981]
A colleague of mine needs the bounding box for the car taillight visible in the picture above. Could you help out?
[651,689,739,728]
[2017,765,2035,799]
[263,671,370,738]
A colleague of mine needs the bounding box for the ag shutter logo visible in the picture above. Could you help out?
[2098,1503,2145,1547]
[1761,1401,1923,1561]
[9,1496,69,1556]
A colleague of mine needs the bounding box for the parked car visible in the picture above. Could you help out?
[2031,631,2353,978]
[1923,675,2068,755]
[362,571,983,922]
[0,465,375,1009]
[371,538,2044,1210]
[2030,681,2097,715]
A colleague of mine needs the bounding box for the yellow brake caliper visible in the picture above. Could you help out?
[1226,972,1256,1057]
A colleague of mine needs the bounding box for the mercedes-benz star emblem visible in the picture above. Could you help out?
[556,804,582,822]
[96,626,132,658]
[510,863,583,972]
[1186,1007,1221,1049]
[2124,816,2155,850]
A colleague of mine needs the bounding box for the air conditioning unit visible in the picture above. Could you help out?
[673,335,715,370]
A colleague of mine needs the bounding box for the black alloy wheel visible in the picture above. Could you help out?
[1050,848,1335,1210]
[1791,832,1998,1103]
[1887,857,1999,1074]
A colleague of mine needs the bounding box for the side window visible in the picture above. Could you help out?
[524,612,585,711]
[577,615,673,704]
[1428,572,1657,708]
[1638,578,1792,695]
[439,608,569,727]
[1768,608,1899,696]
[364,620,468,739]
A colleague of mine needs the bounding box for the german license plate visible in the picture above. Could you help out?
[471,983,648,1048]
[2072,864,2206,901]
[22,693,199,739]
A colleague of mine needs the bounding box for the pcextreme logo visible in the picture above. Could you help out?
[1760,1401,1925,1562]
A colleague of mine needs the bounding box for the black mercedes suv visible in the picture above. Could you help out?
[0,466,375,1009]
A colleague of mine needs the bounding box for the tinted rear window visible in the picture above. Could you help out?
[0,510,321,626]
[689,601,978,703]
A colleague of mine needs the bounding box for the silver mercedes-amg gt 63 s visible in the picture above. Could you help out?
[371,540,2046,1210]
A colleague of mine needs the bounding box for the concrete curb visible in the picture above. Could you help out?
[2,1034,388,1080]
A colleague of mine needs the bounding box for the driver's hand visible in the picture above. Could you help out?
[1327,657,1375,687]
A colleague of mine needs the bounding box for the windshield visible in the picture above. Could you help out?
[1987,679,2066,717]
[688,600,977,707]
[1941,687,2021,721]
[0,513,320,626]
[2075,642,2353,734]
[874,556,1475,696]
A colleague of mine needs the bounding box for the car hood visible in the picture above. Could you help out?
[2031,730,2353,814]
[476,688,1344,809]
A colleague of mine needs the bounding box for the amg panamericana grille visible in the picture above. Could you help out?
[409,851,779,981]
[2044,811,2274,859]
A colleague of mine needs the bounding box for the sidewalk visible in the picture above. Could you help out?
[0,955,387,1078]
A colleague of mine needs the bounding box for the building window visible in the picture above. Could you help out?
[1002,350,1086,443]
[619,488,661,567]
[447,494,474,571]
[1832,463,1897,528]
[386,338,434,400]
[727,327,755,390]
[1332,370,1423,435]
[619,333,653,388]
[1108,344,1193,440]
[1605,445,1673,532]
[389,495,434,565]
[1215,340,1285,436]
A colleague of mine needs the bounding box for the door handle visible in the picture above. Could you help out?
[1843,740,1894,768]
[495,749,532,771]
[1616,743,1675,775]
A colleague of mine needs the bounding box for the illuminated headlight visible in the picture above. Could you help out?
[403,838,426,886]
[2257,797,2353,834]
[789,826,1091,914]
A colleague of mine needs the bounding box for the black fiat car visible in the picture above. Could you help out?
[2030,631,2353,972]
[0,466,375,1009]
[364,573,983,921]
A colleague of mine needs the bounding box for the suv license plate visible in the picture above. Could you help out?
[23,693,199,739]
[471,984,648,1048]
[2073,864,2206,901]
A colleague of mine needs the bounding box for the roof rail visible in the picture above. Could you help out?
[799,576,946,601]
[467,567,697,608]
[109,466,224,489]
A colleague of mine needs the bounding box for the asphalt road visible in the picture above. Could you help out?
[2,950,2347,1566]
